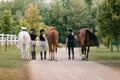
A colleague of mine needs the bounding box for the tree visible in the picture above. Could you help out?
[105,0,120,52]
[1,9,12,51]
[0,0,29,34]
[25,3,41,34]
[97,0,120,52]
[84,0,92,8]
[41,0,89,43]
[41,0,66,43]
[97,2,113,50]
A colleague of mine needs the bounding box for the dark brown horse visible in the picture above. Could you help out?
[47,27,61,61]
[79,27,99,61]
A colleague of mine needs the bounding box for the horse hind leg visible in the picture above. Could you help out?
[51,45,54,61]
[21,45,26,60]
[48,50,51,60]
[53,52,58,61]
[86,46,90,61]
[54,47,57,61]
[55,52,58,61]
[53,52,55,61]
[81,46,86,61]
[49,49,53,61]
[51,51,54,61]
[25,45,30,61]
[21,48,25,60]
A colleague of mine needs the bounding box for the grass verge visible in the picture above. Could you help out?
[0,45,30,80]
[89,46,120,71]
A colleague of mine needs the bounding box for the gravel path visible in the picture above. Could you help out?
[29,48,120,80]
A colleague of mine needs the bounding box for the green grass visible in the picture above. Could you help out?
[0,45,30,80]
[89,46,120,71]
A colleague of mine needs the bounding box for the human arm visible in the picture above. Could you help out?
[66,37,68,47]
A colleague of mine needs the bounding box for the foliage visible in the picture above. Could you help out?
[0,9,13,51]
[1,9,12,34]
[84,0,92,7]
[105,0,120,41]
[0,0,119,51]
[41,0,89,43]
[89,46,120,70]
[97,2,112,37]
[97,0,120,51]
[25,3,41,34]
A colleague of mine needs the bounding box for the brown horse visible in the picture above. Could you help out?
[47,27,61,61]
[79,27,99,61]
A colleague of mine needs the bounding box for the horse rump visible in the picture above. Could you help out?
[52,30,61,48]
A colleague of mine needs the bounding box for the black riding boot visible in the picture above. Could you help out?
[68,47,71,59]
[31,51,34,59]
[44,51,47,59]
[40,52,43,60]
[33,51,36,59]
[72,52,74,60]
[72,47,74,60]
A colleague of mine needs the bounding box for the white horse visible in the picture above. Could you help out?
[17,27,31,60]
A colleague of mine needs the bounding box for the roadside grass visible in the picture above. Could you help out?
[0,45,30,80]
[89,46,120,71]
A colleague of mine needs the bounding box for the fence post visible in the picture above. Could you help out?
[14,35,17,45]
[7,34,9,45]
[0,34,18,46]
[10,34,12,45]
[1,34,4,46]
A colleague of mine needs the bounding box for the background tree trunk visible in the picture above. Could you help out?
[110,41,113,52]
[116,39,119,52]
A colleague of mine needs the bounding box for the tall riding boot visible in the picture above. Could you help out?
[68,47,71,59]
[31,51,34,59]
[72,47,74,60]
[33,51,36,59]
[72,51,74,60]
[40,52,43,60]
[72,53,74,60]
[44,51,47,59]
[68,53,71,59]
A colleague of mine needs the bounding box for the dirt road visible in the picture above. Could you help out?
[29,48,120,80]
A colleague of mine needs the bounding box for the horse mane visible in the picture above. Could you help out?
[86,29,99,46]
[79,26,88,30]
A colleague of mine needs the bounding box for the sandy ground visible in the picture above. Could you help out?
[29,48,120,80]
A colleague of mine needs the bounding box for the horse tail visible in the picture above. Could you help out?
[86,29,99,46]
[53,30,61,48]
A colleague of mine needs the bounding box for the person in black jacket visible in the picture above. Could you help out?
[39,29,47,60]
[66,29,75,60]
[29,28,37,60]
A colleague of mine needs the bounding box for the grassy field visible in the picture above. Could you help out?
[89,46,120,71]
[0,45,30,80]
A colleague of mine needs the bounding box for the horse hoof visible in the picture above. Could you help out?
[81,58,85,61]
[86,58,88,61]
[48,59,51,61]
[54,60,58,61]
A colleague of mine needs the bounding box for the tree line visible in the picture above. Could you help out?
[0,0,119,52]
